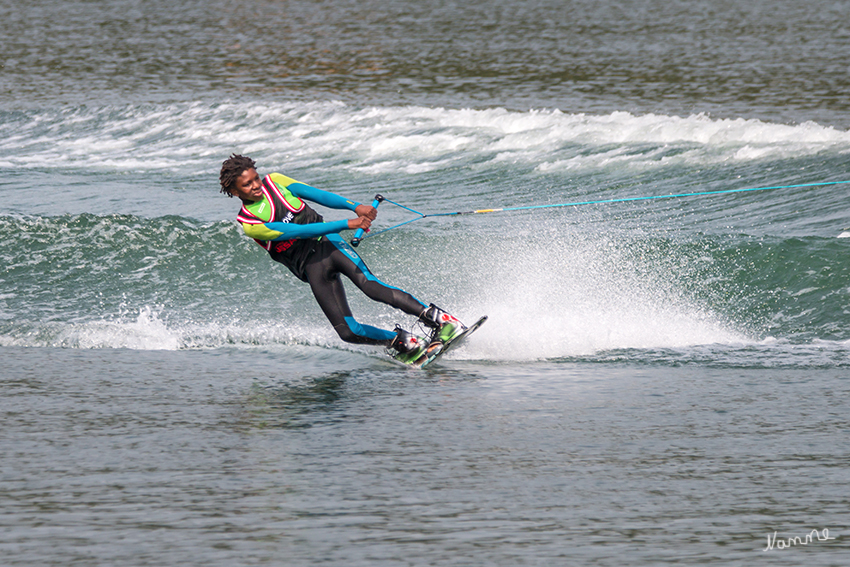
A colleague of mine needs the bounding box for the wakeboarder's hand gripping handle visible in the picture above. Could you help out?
[351,194,383,247]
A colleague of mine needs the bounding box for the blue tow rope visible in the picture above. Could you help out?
[350,179,850,246]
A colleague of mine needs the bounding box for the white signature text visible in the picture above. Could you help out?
[764,528,835,551]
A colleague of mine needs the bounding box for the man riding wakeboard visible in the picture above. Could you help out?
[219,154,466,364]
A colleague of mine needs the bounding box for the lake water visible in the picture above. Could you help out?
[1,0,848,565]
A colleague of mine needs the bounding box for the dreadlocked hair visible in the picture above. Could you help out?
[219,154,257,196]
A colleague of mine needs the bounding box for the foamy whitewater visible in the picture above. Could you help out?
[4,103,850,177]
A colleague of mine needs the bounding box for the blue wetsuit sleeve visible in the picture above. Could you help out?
[262,218,350,240]
[287,182,360,211]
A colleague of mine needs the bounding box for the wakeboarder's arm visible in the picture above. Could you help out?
[268,173,360,211]
[243,219,351,241]
[287,182,360,211]
[245,213,372,242]
[270,175,376,218]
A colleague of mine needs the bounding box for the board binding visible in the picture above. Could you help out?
[394,315,488,369]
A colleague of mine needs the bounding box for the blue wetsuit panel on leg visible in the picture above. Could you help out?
[344,316,396,342]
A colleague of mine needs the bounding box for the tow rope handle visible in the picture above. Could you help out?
[351,194,384,247]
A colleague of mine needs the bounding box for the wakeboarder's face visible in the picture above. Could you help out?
[231,168,264,202]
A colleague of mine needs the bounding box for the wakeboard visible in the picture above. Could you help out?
[396,316,488,369]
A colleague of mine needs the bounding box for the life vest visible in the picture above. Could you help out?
[237,173,324,280]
